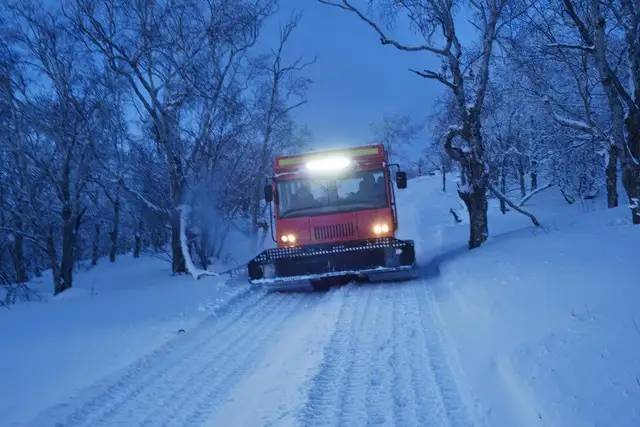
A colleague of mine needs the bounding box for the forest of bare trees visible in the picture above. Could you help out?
[323,0,640,247]
[2,0,639,299]
[0,0,310,298]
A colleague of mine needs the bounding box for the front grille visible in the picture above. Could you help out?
[313,223,355,241]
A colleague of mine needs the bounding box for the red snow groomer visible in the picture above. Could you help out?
[248,144,416,290]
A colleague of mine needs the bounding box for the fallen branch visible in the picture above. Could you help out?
[488,183,541,227]
[519,183,554,207]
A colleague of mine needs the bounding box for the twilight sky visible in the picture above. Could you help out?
[263,0,445,148]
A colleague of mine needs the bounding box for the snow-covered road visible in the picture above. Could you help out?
[300,280,470,427]
[34,278,474,427]
[7,174,639,427]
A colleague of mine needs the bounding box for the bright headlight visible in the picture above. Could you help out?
[372,223,390,235]
[306,156,351,172]
[281,233,297,243]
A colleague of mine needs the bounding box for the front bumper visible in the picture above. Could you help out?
[247,237,416,286]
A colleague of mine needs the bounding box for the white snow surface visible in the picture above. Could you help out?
[1,174,639,426]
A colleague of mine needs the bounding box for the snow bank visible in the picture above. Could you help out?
[398,174,640,426]
[0,254,245,426]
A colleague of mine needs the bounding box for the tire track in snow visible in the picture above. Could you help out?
[300,280,473,427]
[176,293,313,426]
[413,282,472,426]
[111,293,292,426]
[40,288,320,427]
[300,284,375,426]
[364,284,394,425]
[53,286,266,426]
[136,295,289,426]
[389,283,420,426]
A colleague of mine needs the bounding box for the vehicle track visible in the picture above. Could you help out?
[35,279,473,427]
[37,287,321,427]
[300,280,472,426]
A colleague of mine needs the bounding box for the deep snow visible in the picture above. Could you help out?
[1,174,638,426]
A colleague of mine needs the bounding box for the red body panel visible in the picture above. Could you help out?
[277,207,395,247]
[272,144,397,248]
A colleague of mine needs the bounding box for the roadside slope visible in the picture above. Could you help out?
[398,175,640,426]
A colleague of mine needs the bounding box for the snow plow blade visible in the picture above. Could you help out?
[248,238,416,289]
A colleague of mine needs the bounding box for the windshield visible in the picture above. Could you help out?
[277,169,388,218]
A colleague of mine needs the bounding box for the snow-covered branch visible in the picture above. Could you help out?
[317,1,447,55]
[488,183,542,227]
[518,183,554,207]
[409,68,456,89]
[118,179,171,218]
[546,42,594,52]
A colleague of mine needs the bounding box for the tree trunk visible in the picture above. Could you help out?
[441,166,446,192]
[197,232,209,269]
[622,112,640,224]
[59,206,75,293]
[133,218,142,258]
[530,161,538,191]
[47,227,62,295]
[171,209,186,273]
[109,197,120,263]
[134,233,142,258]
[460,183,489,249]
[518,164,526,198]
[12,233,27,283]
[499,169,507,214]
[606,145,619,208]
[170,168,186,273]
[91,223,100,266]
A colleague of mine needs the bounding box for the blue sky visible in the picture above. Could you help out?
[263,0,445,148]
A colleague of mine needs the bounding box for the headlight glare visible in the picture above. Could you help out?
[372,223,390,235]
[281,233,297,244]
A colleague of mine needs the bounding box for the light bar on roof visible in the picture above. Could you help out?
[278,146,379,168]
[305,156,351,172]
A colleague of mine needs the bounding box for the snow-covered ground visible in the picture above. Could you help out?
[1,174,638,426]
[398,176,640,426]
[0,256,246,426]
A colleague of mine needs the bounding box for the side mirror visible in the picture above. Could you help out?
[396,171,408,189]
[264,184,273,203]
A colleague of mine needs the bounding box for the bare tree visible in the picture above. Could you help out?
[249,13,313,245]
[554,0,640,223]
[4,3,101,294]
[319,0,540,248]
[70,0,278,272]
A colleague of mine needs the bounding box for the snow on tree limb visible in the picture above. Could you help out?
[317,1,447,55]
[0,227,48,253]
[518,183,554,207]
[118,179,171,218]
[409,68,456,89]
[442,125,465,163]
[546,42,594,52]
[488,183,542,227]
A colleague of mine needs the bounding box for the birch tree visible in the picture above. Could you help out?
[319,0,540,248]
[554,0,640,223]
[70,0,278,272]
